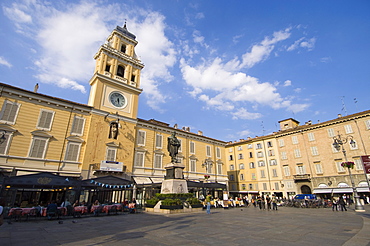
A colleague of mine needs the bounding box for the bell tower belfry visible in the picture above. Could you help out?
[88,23,144,119]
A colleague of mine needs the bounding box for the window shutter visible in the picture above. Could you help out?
[154,154,162,168]
[190,142,195,154]
[71,117,85,135]
[65,143,80,161]
[155,134,163,148]
[206,145,211,156]
[138,131,146,145]
[106,148,116,161]
[135,152,144,167]
[30,138,47,158]
[37,110,53,130]
[190,159,196,172]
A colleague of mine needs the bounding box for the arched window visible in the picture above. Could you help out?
[117,65,125,77]
[121,44,126,53]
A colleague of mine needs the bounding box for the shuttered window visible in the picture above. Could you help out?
[137,130,146,146]
[216,147,221,159]
[71,116,85,135]
[217,163,222,174]
[155,134,163,148]
[37,110,54,130]
[190,159,196,172]
[65,142,81,161]
[0,100,20,124]
[106,148,116,161]
[154,154,162,168]
[134,152,144,167]
[206,145,211,157]
[29,137,47,158]
[190,141,195,154]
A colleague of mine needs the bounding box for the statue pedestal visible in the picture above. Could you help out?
[161,163,188,194]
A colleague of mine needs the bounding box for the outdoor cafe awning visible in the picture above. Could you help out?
[84,175,133,189]
[313,187,370,194]
[313,188,333,194]
[3,172,80,189]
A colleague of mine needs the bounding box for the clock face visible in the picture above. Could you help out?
[109,92,126,108]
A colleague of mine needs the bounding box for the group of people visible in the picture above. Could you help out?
[332,196,348,211]
[250,195,279,211]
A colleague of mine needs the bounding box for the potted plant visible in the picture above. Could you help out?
[160,198,183,210]
[145,197,159,208]
[186,197,203,208]
[341,161,355,169]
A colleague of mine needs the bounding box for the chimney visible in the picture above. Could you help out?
[338,114,342,118]
[198,130,203,136]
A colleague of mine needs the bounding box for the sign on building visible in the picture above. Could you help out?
[361,156,370,181]
[100,161,123,171]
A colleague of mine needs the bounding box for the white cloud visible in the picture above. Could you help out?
[320,57,332,63]
[238,129,252,138]
[0,57,12,68]
[300,37,316,50]
[3,4,32,23]
[181,28,308,119]
[231,108,262,120]
[240,28,291,68]
[283,80,292,86]
[131,11,177,110]
[4,1,175,109]
[287,37,316,51]
[287,37,304,51]
[195,12,205,19]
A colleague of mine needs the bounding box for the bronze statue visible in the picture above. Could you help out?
[167,132,181,163]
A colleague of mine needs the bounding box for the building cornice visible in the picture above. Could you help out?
[0,82,92,113]
[137,118,227,146]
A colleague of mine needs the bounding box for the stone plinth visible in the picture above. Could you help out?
[161,162,188,194]
[161,179,188,194]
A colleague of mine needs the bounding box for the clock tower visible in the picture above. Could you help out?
[88,23,144,119]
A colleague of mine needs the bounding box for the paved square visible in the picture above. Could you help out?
[1,206,369,246]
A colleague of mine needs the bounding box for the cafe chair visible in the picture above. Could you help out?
[26,208,38,221]
[93,205,103,216]
[47,207,58,220]
[108,205,117,215]
[12,208,23,222]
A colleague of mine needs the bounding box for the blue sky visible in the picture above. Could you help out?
[1,0,369,141]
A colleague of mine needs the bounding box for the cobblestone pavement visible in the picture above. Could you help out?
[1,205,370,246]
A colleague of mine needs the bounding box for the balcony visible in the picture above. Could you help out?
[114,75,127,83]
[293,174,311,183]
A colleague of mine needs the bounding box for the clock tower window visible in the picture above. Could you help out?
[105,65,111,72]
[131,75,136,82]
[117,65,125,77]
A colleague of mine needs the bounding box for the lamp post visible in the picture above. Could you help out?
[333,133,365,212]
[201,160,213,197]
[202,159,213,176]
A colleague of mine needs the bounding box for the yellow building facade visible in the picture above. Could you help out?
[225,112,370,199]
[0,24,369,203]
[0,25,228,204]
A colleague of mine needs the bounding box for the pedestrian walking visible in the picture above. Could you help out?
[266,195,271,210]
[338,196,347,211]
[206,193,212,214]
[332,197,338,211]
[272,195,278,210]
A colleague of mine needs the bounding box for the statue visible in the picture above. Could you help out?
[167,132,181,163]
[109,122,118,139]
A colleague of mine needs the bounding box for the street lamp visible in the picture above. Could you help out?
[201,159,213,197]
[202,159,213,174]
[332,133,365,212]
